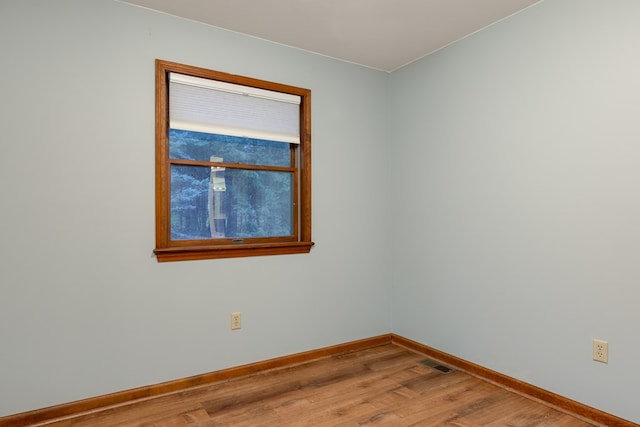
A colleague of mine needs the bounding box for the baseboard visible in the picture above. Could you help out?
[391,334,637,427]
[2,334,637,427]
[0,334,392,427]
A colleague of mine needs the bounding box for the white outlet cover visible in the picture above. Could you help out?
[593,339,608,363]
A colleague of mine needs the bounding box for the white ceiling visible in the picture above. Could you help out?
[121,0,542,72]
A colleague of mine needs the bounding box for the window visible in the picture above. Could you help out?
[154,60,313,261]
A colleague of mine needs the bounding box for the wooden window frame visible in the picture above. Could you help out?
[154,60,313,262]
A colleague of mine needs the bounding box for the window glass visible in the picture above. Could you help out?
[171,164,293,240]
[169,129,291,167]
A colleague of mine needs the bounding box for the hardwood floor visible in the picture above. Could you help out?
[35,344,596,426]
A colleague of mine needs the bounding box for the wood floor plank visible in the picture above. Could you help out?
[34,344,596,427]
[137,408,211,427]
[392,381,499,424]
[449,392,528,425]
[483,401,585,427]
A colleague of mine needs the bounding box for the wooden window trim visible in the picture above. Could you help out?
[154,60,313,262]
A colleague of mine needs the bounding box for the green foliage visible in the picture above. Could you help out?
[169,130,293,240]
[169,129,290,166]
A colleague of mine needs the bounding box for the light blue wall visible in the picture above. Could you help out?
[0,0,392,415]
[390,0,640,423]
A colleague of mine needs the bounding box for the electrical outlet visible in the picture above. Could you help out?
[593,339,608,363]
[231,312,241,330]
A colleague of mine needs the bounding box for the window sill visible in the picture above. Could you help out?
[154,241,314,262]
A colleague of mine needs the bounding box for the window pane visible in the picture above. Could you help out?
[171,165,293,240]
[169,129,291,167]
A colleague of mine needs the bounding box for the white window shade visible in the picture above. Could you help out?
[169,73,301,144]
